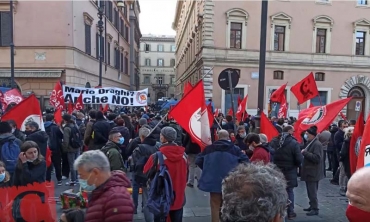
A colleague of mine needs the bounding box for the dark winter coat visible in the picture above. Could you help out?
[234,134,247,151]
[301,138,324,182]
[93,119,112,150]
[84,120,96,150]
[84,171,134,222]
[183,132,201,155]
[62,123,79,153]
[101,141,125,172]
[13,160,46,186]
[13,129,26,142]
[334,129,345,153]
[327,127,338,152]
[25,130,48,157]
[44,121,63,154]
[111,126,131,159]
[271,133,303,188]
[340,138,352,179]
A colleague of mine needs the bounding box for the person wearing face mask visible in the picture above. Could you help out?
[0,161,11,187]
[300,126,324,216]
[247,133,271,164]
[7,120,26,142]
[270,125,303,220]
[332,120,348,185]
[234,126,247,151]
[346,167,370,222]
[101,130,126,172]
[74,150,134,222]
[13,141,46,186]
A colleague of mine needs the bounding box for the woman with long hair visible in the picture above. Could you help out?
[0,161,11,187]
[13,141,46,186]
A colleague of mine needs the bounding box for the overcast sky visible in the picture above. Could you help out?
[139,0,177,36]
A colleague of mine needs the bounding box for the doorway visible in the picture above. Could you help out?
[347,86,365,121]
[156,91,165,101]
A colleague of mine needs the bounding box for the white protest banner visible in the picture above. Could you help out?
[63,85,148,106]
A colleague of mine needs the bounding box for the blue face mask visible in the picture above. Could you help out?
[304,134,308,141]
[0,172,5,182]
[79,173,96,191]
[118,137,125,145]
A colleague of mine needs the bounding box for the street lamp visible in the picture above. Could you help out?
[10,0,15,89]
[97,3,104,87]
[254,0,268,133]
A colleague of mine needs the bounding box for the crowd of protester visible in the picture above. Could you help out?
[0,105,367,222]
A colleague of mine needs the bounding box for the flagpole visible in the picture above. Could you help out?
[213,116,222,129]
[200,66,214,81]
[147,113,168,137]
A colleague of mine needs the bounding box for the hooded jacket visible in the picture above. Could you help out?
[143,143,188,210]
[101,141,125,172]
[93,119,111,149]
[111,126,130,159]
[196,140,249,193]
[44,121,63,153]
[25,130,48,157]
[13,160,46,186]
[250,143,271,164]
[62,123,79,153]
[84,171,134,222]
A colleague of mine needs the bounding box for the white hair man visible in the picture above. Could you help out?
[221,163,288,222]
[196,129,249,222]
[74,150,134,222]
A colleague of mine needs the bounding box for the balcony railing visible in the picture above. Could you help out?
[152,84,169,89]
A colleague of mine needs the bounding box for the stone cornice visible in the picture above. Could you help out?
[83,12,94,26]
[0,70,62,78]
[140,37,175,42]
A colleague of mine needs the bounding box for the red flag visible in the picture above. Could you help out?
[207,103,213,126]
[237,95,242,106]
[68,102,73,114]
[298,97,352,135]
[339,111,347,121]
[260,112,279,141]
[227,108,233,116]
[183,81,193,96]
[54,108,62,125]
[2,89,24,111]
[291,72,319,104]
[270,83,287,103]
[169,80,211,150]
[278,95,288,118]
[50,81,65,110]
[1,94,45,131]
[167,105,174,120]
[356,114,370,169]
[236,95,248,121]
[309,103,315,108]
[46,147,52,167]
[0,182,57,222]
[350,112,364,174]
[74,93,84,111]
[103,104,109,112]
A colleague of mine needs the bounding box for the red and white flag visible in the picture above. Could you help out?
[50,81,65,110]
[260,112,279,141]
[74,93,84,111]
[350,112,364,173]
[270,83,287,103]
[356,114,370,169]
[236,95,248,121]
[183,81,193,96]
[2,89,24,111]
[1,94,44,131]
[169,80,211,150]
[278,95,288,118]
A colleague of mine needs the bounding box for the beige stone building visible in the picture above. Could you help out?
[140,34,176,103]
[0,0,141,108]
[172,0,370,119]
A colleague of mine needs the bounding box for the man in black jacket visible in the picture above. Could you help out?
[92,111,111,150]
[332,120,348,185]
[131,127,159,216]
[270,125,303,220]
[183,131,201,188]
[25,121,48,157]
[44,114,63,185]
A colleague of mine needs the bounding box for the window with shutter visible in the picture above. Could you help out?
[84,24,91,55]
[115,10,119,30]
[115,49,120,70]
[109,1,113,22]
[120,52,124,72]
[120,19,124,36]
[124,57,128,74]
[0,12,11,46]
[125,26,129,41]
[107,43,111,65]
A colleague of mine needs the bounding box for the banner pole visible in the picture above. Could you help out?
[147,113,168,137]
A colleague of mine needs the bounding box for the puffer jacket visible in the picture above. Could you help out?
[85,171,134,222]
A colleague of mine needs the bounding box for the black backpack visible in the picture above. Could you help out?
[69,126,83,149]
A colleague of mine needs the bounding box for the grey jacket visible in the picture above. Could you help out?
[318,130,331,151]
[300,138,324,182]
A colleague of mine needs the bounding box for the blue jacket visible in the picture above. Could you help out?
[196,140,249,193]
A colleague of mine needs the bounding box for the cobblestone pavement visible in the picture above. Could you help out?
[133,171,349,222]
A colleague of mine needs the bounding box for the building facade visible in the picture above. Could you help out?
[172,0,370,119]
[140,35,176,103]
[0,0,141,108]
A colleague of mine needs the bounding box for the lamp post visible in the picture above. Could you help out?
[254,0,268,134]
[10,0,15,89]
[97,3,104,87]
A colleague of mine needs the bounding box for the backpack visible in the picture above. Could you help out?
[0,140,20,173]
[69,126,83,149]
[133,144,159,186]
[79,122,86,138]
[147,152,175,217]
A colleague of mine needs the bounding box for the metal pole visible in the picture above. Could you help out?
[97,3,104,86]
[227,70,237,134]
[254,0,268,134]
[10,0,15,89]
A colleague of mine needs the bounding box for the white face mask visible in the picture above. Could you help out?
[62,124,66,127]
[249,145,255,151]
[11,128,15,133]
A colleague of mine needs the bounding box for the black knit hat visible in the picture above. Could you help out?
[306,126,318,136]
